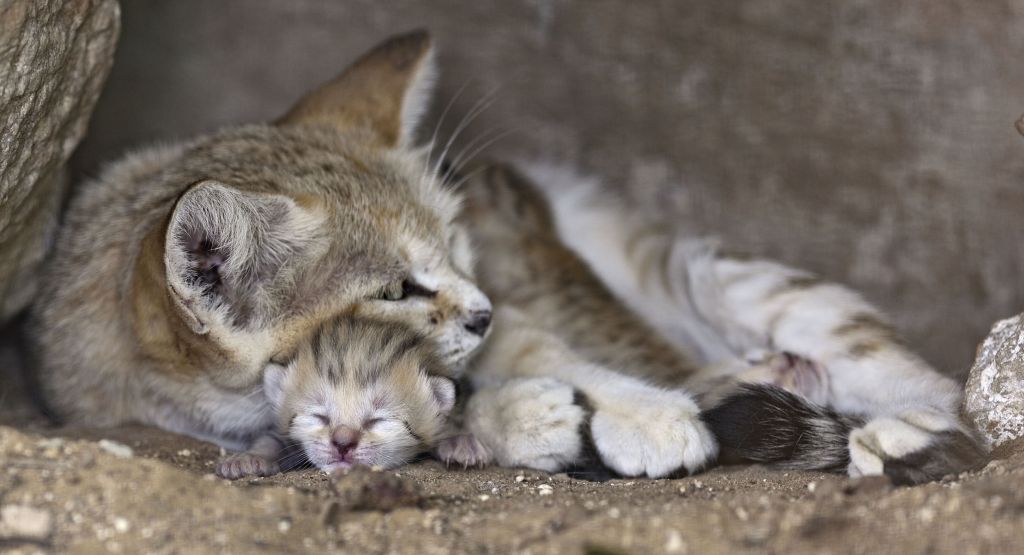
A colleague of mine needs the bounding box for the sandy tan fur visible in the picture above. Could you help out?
[32,31,488,449]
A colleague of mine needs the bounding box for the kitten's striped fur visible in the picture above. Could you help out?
[217,316,455,479]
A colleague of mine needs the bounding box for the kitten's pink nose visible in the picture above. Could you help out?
[331,425,361,460]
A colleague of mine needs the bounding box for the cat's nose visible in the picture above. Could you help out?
[331,425,360,460]
[464,309,492,336]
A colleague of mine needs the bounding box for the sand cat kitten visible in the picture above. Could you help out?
[217,316,455,479]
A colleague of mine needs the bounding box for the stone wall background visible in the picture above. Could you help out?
[71,0,1024,376]
[0,0,118,321]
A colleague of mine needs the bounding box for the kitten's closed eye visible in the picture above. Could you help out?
[312,413,330,426]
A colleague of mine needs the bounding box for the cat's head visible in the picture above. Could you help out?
[264,316,455,472]
[142,31,491,387]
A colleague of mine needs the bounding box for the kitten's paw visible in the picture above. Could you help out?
[466,377,586,473]
[436,434,492,468]
[848,410,987,485]
[216,453,281,480]
[591,388,717,478]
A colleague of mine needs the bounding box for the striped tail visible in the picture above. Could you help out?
[704,384,987,485]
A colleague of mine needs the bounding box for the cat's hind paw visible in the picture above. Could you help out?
[848,410,987,485]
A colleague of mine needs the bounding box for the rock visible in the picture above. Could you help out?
[0,0,120,322]
[329,466,422,512]
[965,314,1024,449]
[0,505,52,542]
[98,439,134,458]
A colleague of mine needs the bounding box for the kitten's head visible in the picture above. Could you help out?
[143,31,492,388]
[264,316,456,472]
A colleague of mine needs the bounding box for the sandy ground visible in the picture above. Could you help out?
[2,336,1021,555]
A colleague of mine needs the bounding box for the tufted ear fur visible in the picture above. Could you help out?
[263,362,292,411]
[429,375,457,416]
[277,29,436,149]
[164,181,320,333]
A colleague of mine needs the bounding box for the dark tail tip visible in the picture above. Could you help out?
[703,384,852,472]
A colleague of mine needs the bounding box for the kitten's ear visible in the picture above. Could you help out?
[263,362,292,410]
[164,180,321,333]
[277,30,436,149]
[428,376,457,415]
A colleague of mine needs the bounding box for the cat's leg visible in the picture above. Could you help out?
[468,306,718,478]
[438,376,588,472]
[455,163,713,477]
[216,432,285,479]
[678,254,986,482]
[535,165,985,482]
[658,250,983,480]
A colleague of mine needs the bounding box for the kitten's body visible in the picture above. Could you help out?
[218,316,456,479]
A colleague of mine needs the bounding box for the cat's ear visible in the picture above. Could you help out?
[263,361,293,410]
[164,180,321,333]
[277,30,436,149]
[428,376,457,415]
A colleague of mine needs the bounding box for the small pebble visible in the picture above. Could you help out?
[478,495,490,501]
[807,482,817,493]
[36,438,65,450]
[515,475,525,483]
[0,505,53,541]
[98,439,134,459]
[278,519,292,533]
[177,449,192,457]
[665,529,686,553]
[537,484,553,496]
[113,517,130,532]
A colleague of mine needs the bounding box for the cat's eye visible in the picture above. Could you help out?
[401,278,436,298]
[375,278,436,301]
[311,413,330,426]
[363,417,385,428]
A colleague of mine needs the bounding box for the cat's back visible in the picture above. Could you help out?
[31,142,191,423]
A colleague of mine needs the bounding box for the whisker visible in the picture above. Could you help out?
[432,86,500,179]
[421,78,473,184]
[444,126,521,184]
[445,165,490,193]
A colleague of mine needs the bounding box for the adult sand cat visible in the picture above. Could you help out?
[31,31,716,478]
[32,30,981,483]
[32,32,491,453]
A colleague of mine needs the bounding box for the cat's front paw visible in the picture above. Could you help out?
[436,434,493,468]
[216,453,281,480]
[847,410,986,485]
[466,377,586,473]
[591,388,717,478]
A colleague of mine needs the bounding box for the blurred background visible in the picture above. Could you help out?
[72,0,1024,376]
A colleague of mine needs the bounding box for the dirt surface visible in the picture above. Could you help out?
[2,337,1022,554]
